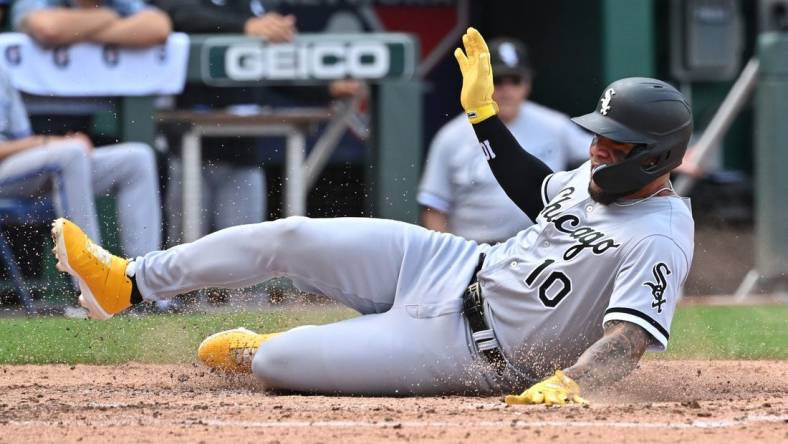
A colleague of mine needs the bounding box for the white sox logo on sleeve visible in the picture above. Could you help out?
[480,139,496,160]
[644,262,671,313]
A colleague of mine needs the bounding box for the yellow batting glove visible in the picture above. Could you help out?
[505,370,589,406]
[453,27,498,124]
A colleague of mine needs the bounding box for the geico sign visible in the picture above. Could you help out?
[225,42,391,80]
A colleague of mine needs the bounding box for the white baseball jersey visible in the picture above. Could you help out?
[418,102,592,243]
[480,161,694,378]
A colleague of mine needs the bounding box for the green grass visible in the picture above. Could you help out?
[0,307,355,365]
[656,304,788,360]
[0,305,785,365]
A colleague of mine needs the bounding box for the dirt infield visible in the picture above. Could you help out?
[1,360,786,443]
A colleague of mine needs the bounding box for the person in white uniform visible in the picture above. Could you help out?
[51,28,694,405]
[0,66,161,260]
[419,37,591,243]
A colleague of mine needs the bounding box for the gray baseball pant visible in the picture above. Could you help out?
[0,140,161,256]
[131,216,503,395]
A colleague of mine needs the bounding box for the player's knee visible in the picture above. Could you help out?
[251,339,300,389]
[51,142,90,168]
[265,216,310,248]
[56,141,88,157]
[118,143,156,168]
[276,215,309,232]
[252,326,318,389]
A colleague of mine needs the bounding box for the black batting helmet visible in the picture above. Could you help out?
[488,38,532,79]
[571,77,693,195]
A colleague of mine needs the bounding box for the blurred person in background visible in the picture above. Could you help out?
[0,65,162,305]
[674,146,705,178]
[151,0,364,245]
[418,37,592,244]
[11,0,171,47]
[6,0,171,312]
[152,0,293,39]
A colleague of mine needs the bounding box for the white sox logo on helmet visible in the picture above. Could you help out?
[644,262,671,313]
[600,88,616,116]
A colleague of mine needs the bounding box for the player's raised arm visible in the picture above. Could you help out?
[454,27,553,220]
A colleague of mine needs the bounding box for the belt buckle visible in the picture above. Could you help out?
[466,282,482,306]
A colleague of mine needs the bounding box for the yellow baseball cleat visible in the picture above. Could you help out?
[51,218,132,320]
[197,328,280,374]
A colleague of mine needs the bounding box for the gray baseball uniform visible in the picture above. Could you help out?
[419,102,591,243]
[0,67,161,257]
[128,159,693,395]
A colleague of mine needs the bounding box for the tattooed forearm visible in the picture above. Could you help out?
[563,321,650,390]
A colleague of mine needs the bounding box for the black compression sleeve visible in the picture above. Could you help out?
[472,116,553,220]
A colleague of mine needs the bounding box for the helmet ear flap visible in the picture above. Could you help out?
[640,155,661,171]
[626,144,649,158]
[640,152,664,172]
[629,144,673,173]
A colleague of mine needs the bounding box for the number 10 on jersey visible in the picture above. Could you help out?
[525,259,572,308]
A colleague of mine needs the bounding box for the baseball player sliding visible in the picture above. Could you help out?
[51,28,694,404]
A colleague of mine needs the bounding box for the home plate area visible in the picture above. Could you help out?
[2,360,786,443]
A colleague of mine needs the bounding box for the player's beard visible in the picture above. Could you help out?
[588,182,628,205]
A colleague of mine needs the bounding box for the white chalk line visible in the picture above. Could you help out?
[5,414,788,430]
[206,415,788,430]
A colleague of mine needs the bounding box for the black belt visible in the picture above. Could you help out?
[462,253,506,374]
